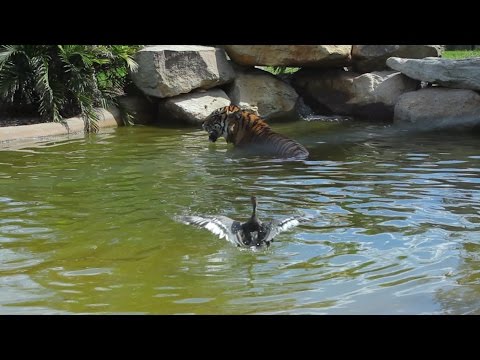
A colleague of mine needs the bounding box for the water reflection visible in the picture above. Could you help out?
[434,241,480,314]
[0,123,479,313]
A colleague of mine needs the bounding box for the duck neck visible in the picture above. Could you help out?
[250,196,258,222]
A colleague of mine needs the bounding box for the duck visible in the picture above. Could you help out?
[174,196,305,250]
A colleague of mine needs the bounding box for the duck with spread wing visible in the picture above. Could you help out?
[175,196,307,250]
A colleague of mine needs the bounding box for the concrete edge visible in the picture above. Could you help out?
[0,107,122,144]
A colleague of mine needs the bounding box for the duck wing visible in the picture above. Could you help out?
[263,216,307,243]
[174,215,244,247]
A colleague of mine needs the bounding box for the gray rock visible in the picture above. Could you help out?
[386,57,480,91]
[224,45,352,67]
[292,68,418,119]
[352,45,443,72]
[131,45,235,98]
[293,69,355,115]
[394,88,480,130]
[350,71,418,106]
[226,67,299,120]
[159,88,231,125]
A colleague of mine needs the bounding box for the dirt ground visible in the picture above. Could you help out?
[0,117,43,127]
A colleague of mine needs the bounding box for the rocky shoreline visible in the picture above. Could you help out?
[2,45,480,144]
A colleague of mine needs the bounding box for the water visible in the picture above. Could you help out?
[0,120,479,314]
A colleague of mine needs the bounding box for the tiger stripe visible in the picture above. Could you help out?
[202,105,309,159]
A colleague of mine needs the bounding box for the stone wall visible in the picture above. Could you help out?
[129,45,480,131]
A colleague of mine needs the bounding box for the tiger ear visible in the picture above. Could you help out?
[227,103,241,115]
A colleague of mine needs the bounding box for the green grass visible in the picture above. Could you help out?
[443,50,480,59]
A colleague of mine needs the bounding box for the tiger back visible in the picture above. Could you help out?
[202,105,309,160]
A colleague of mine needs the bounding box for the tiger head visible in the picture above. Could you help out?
[202,105,241,142]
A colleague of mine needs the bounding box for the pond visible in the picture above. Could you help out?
[0,120,479,314]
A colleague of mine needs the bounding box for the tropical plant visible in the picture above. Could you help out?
[0,45,141,132]
[265,66,301,75]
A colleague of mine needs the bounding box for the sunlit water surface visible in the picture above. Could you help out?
[1,120,479,314]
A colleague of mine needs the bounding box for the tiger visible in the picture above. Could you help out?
[201,105,309,159]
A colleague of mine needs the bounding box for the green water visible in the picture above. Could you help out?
[1,120,480,314]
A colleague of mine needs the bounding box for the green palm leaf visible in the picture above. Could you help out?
[0,44,140,132]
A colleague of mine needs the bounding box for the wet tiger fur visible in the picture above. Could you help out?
[201,105,309,159]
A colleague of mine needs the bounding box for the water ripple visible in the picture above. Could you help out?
[0,125,480,313]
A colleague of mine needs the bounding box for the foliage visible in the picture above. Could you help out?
[263,66,301,75]
[443,50,480,59]
[0,45,141,132]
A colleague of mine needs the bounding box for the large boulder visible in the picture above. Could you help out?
[386,57,480,91]
[158,88,231,125]
[394,88,480,130]
[226,67,299,120]
[351,45,443,73]
[350,71,418,106]
[224,45,352,67]
[131,45,235,98]
[292,69,356,115]
[292,68,418,119]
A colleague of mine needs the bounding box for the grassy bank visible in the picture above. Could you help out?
[443,50,480,59]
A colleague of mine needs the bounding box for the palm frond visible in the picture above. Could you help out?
[115,98,135,126]
[124,56,138,72]
[0,64,20,100]
[0,45,21,67]
[32,56,63,122]
[0,44,140,132]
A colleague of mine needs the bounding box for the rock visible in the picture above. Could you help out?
[352,45,443,72]
[292,68,418,119]
[386,57,480,91]
[159,88,231,125]
[394,88,480,130]
[226,67,299,120]
[224,45,352,67]
[350,71,418,106]
[293,69,354,115]
[117,95,156,124]
[131,45,235,98]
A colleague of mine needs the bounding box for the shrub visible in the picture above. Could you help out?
[0,45,141,132]
[264,66,301,75]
